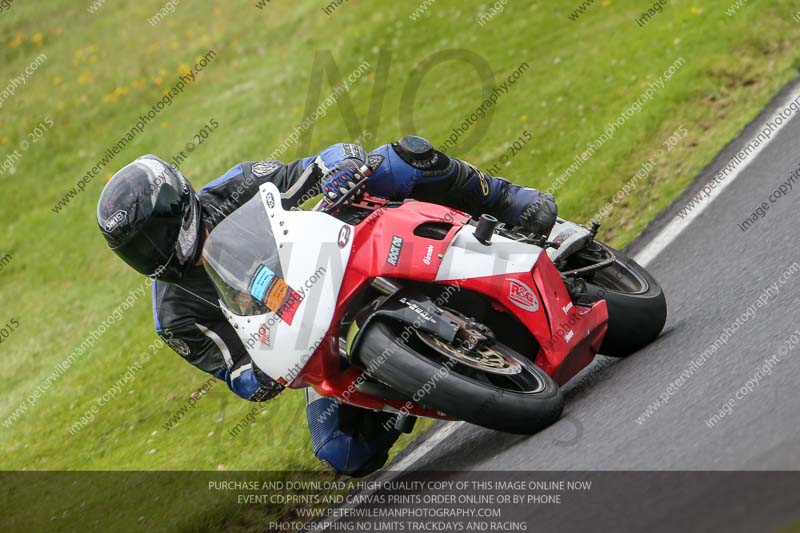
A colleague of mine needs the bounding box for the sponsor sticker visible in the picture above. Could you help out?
[266,192,276,209]
[258,323,271,346]
[423,244,434,265]
[553,229,576,245]
[563,302,573,314]
[505,278,539,312]
[248,265,305,325]
[338,225,351,248]
[249,265,303,324]
[386,236,403,266]
[265,278,289,311]
[249,265,276,302]
[277,287,303,325]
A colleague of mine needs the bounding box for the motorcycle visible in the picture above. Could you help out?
[202,164,667,434]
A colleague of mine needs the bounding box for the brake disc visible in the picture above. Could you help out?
[416,331,523,375]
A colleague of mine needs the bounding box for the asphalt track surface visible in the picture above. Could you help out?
[341,79,800,532]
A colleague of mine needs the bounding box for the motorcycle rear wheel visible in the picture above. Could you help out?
[584,245,667,357]
[356,320,564,434]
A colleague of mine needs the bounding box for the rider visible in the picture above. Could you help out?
[96,136,557,476]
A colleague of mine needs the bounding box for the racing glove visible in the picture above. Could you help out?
[500,186,558,237]
[214,363,284,402]
[319,158,369,211]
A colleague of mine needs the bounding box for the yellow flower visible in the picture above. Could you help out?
[9,33,23,48]
[161,122,169,129]
[74,48,83,58]
[184,30,194,39]
[153,76,163,86]
[131,78,144,89]
[519,114,528,121]
[77,70,94,85]
[89,56,97,64]
[601,0,611,6]
[52,76,62,86]
[32,33,43,46]
[690,6,702,15]
[177,63,191,76]
[112,86,128,97]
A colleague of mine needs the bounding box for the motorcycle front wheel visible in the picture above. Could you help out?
[356,320,564,435]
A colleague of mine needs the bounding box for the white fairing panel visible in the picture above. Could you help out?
[220,183,352,384]
[435,224,542,281]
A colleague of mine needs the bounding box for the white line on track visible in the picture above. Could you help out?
[635,82,800,267]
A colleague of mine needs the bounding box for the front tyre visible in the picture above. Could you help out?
[584,245,667,357]
[356,320,564,435]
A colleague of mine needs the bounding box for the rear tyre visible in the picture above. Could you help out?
[584,245,667,357]
[356,320,564,434]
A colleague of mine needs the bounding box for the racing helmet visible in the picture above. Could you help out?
[97,155,203,282]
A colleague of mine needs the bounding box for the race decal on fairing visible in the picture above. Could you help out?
[258,323,271,346]
[387,236,403,266]
[248,264,304,325]
[337,225,351,248]
[505,278,539,312]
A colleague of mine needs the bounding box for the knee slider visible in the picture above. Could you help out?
[392,135,450,171]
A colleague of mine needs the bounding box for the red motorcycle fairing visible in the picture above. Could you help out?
[461,255,607,385]
[296,199,607,417]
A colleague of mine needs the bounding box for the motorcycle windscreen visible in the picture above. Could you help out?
[203,194,285,316]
